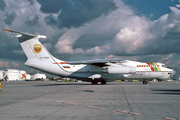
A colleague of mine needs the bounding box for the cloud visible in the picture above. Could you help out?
[37,0,117,28]
[54,0,153,56]
[4,11,17,25]
[0,0,61,59]
[45,14,58,27]
[2,0,180,59]
[74,48,84,54]
[176,4,180,8]
[45,10,61,27]
[146,6,180,55]
[12,62,19,68]
[105,55,116,59]
[109,3,180,56]
[25,15,39,26]
[161,54,173,61]
[0,60,10,68]
[27,0,36,5]
[2,0,180,58]
[13,50,23,54]
[55,27,86,54]
[111,25,152,55]
[0,0,6,11]
[85,46,104,56]
[56,40,74,54]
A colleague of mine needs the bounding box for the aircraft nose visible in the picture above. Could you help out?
[173,70,176,75]
[169,70,176,78]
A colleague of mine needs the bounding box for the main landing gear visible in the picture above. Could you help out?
[91,81,98,84]
[142,80,149,84]
[91,80,106,85]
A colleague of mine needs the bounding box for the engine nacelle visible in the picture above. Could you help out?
[103,66,136,74]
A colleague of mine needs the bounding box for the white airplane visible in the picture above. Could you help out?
[4,29,175,84]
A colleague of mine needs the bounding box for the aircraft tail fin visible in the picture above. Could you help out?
[3,29,65,66]
[3,29,53,60]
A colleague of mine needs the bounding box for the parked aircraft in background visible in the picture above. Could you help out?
[0,76,4,81]
[4,29,175,84]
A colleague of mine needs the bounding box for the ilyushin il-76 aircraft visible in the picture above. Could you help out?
[4,29,175,84]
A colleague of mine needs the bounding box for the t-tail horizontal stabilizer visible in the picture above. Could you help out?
[3,29,46,42]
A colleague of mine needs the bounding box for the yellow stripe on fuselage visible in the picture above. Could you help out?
[153,62,161,71]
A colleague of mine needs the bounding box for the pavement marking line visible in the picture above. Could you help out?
[53,101,61,103]
[116,101,180,103]
[116,110,140,115]
[62,102,76,105]
[0,100,21,102]
[76,100,100,103]
[128,112,140,115]
[75,100,180,103]
[162,118,176,120]
[86,106,104,110]
[116,110,129,114]
[30,100,57,103]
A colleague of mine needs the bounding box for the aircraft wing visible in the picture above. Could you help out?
[68,59,125,64]
[67,59,125,67]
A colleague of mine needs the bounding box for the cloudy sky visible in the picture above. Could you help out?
[1,0,180,78]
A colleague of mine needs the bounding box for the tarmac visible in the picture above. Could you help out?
[0,81,180,120]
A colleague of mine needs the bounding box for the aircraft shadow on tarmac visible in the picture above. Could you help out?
[33,82,119,86]
[151,89,180,95]
[33,83,91,86]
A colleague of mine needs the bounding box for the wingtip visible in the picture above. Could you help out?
[3,29,12,31]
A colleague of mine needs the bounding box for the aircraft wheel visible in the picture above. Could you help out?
[143,80,147,84]
[91,81,98,84]
[101,80,106,85]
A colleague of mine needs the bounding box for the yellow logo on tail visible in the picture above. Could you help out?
[33,44,42,53]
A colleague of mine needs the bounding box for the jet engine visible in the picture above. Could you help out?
[103,66,136,74]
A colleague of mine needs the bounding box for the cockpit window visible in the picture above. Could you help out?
[162,65,166,67]
[162,65,172,69]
